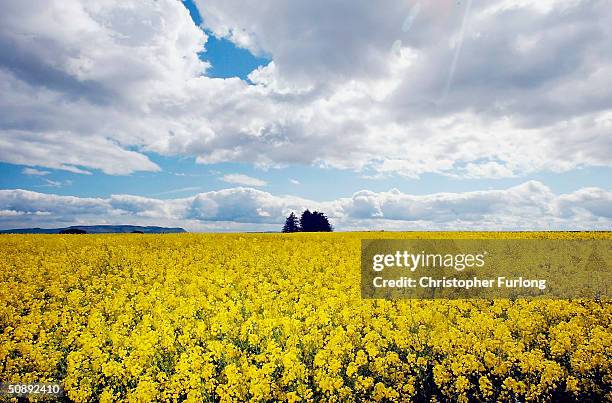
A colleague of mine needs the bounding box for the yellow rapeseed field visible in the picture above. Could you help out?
[0,232,610,402]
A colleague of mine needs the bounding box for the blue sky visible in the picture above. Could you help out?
[1,159,611,201]
[182,0,270,80]
[0,0,610,231]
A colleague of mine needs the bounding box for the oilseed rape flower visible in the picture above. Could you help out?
[0,232,610,401]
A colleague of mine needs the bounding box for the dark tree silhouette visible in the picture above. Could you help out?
[299,210,313,231]
[299,209,333,232]
[282,212,300,233]
[131,230,145,233]
[59,228,87,234]
[311,211,333,232]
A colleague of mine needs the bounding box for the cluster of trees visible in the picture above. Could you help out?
[59,228,87,234]
[282,210,333,232]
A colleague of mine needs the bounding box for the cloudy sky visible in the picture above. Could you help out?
[0,0,610,231]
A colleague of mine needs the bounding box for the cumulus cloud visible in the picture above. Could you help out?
[191,0,612,176]
[0,0,610,178]
[338,181,557,228]
[553,187,612,219]
[0,182,610,231]
[188,187,309,223]
[221,174,267,187]
[0,0,202,175]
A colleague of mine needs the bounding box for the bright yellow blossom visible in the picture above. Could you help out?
[0,231,609,401]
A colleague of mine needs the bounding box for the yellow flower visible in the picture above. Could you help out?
[0,232,609,402]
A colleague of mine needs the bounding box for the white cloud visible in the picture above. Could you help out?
[553,187,612,219]
[0,0,609,179]
[0,0,202,175]
[0,130,156,175]
[0,181,610,231]
[189,0,612,177]
[289,179,300,185]
[40,178,72,188]
[221,174,267,187]
[340,181,555,223]
[188,187,306,223]
[150,186,201,196]
[22,167,50,176]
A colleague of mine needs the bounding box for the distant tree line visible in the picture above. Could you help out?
[58,229,145,234]
[282,210,333,232]
[59,228,87,234]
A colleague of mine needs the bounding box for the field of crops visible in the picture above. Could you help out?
[0,232,610,402]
